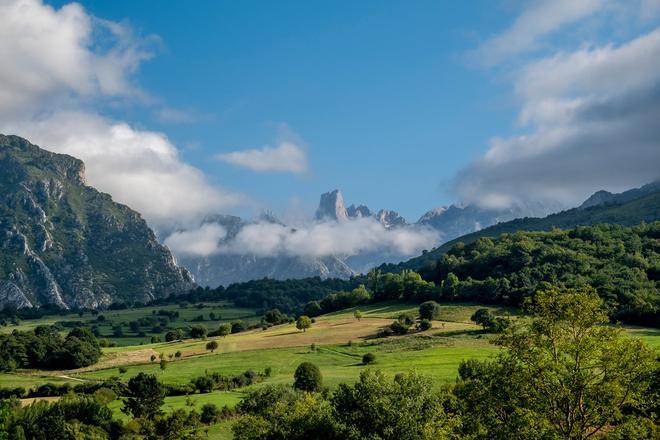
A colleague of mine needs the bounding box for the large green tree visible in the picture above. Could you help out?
[122,372,165,419]
[455,286,657,439]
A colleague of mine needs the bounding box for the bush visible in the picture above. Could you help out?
[362,353,376,365]
[390,320,410,335]
[200,403,220,424]
[419,301,441,320]
[418,319,433,331]
[206,340,219,352]
[190,325,208,339]
[293,362,323,392]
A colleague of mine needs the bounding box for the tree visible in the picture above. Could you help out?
[419,301,441,320]
[294,362,323,392]
[206,340,219,353]
[303,301,322,317]
[160,359,167,371]
[190,325,208,339]
[165,328,184,342]
[122,372,165,419]
[455,286,658,439]
[362,353,376,365]
[200,403,220,424]
[296,315,312,332]
[332,370,456,439]
[417,319,432,331]
[231,321,246,334]
[353,310,363,321]
[216,323,231,338]
[470,308,492,330]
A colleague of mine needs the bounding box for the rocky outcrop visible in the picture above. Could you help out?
[0,134,194,309]
[315,190,349,221]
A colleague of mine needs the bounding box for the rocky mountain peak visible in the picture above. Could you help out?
[375,209,407,228]
[346,204,372,218]
[0,134,194,309]
[315,190,348,221]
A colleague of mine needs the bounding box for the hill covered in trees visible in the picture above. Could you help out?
[395,187,660,271]
[395,222,660,326]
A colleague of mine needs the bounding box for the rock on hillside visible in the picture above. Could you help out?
[0,135,194,309]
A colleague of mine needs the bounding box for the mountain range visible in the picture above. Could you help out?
[0,135,193,309]
[177,189,559,286]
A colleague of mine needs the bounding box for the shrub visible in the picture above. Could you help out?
[390,320,410,335]
[206,340,219,352]
[419,301,441,320]
[362,353,376,365]
[418,319,433,331]
[293,362,323,392]
[200,403,220,424]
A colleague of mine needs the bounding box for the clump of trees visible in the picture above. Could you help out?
[470,308,510,333]
[0,326,101,371]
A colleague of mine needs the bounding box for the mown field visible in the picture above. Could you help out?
[3,301,658,440]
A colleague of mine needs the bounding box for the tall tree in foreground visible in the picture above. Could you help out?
[122,372,166,419]
[455,285,657,439]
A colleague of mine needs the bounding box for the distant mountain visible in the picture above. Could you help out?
[0,135,194,309]
[416,201,558,243]
[579,180,660,209]
[179,189,558,286]
[394,183,660,271]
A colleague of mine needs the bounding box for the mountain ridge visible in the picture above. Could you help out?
[0,134,194,309]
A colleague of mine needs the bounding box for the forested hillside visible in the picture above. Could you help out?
[396,189,660,271]
[407,222,660,326]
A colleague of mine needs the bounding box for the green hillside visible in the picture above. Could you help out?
[394,190,660,271]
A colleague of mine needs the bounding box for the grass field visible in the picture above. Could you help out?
[4,301,658,440]
[0,301,259,346]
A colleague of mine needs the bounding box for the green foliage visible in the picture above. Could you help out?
[389,320,410,335]
[294,362,323,392]
[418,300,441,320]
[296,315,312,332]
[417,319,433,331]
[122,372,165,419]
[409,223,660,325]
[189,325,207,339]
[362,353,376,365]
[205,340,219,352]
[0,326,100,371]
[454,286,658,439]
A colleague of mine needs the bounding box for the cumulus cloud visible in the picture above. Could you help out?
[0,0,241,229]
[0,0,153,118]
[215,141,308,174]
[6,111,242,226]
[456,6,660,208]
[165,218,439,259]
[472,0,604,66]
[164,223,227,257]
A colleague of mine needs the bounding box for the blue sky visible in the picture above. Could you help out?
[3,0,659,231]
[48,0,519,220]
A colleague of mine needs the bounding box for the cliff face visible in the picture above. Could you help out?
[0,135,194,309]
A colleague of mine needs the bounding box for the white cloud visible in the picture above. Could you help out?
[164,223,227,257]
[215,141,308,174]
[6,112,242,227]
[213,218,438,258]
[472,0,605,66]
[455,27,660,208]
[0,0,241,229]
[0,0,153,118]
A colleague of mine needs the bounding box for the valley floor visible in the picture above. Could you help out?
[3,302,658,440]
